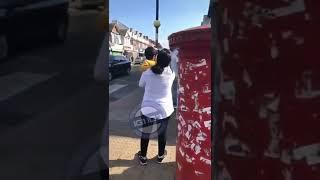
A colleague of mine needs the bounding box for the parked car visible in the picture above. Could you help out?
[133,56,145,65]
[70,0,104,9]
[0,0,69,60]
[109,55,131,81]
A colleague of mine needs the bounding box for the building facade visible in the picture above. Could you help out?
[109,20,157,60]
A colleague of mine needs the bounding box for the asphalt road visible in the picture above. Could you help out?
[0,7,108,180]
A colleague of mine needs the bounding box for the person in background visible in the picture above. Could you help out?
[137,49,175,165]
[140,46,157,72]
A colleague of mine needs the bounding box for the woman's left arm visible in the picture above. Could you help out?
[139,73,146,87]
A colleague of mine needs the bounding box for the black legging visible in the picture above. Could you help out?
[140,114,170,157]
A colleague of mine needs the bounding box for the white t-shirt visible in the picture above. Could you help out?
[139,67,176,119]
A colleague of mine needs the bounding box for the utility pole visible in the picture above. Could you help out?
[153,0,161,49]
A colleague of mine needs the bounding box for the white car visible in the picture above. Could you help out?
[71,0,104,8]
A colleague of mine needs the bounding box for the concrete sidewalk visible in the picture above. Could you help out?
[109,88,177,180]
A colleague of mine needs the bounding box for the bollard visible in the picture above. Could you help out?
[169,25,212,180]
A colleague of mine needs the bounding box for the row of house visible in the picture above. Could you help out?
[109,20,161,61]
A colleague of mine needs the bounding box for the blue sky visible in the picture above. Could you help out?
[109,0,210,48]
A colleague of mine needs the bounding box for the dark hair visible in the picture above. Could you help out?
[144,46,157,60]
[151,49,171,75]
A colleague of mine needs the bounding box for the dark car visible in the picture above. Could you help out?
[0,0,69,60]
[109,55,131,81]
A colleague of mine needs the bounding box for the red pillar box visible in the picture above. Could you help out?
[168,25,212,180]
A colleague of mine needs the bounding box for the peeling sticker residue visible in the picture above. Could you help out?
[180,98,185,103]
[243,69,253,87]
[186,154,195,163]
[195,74,198,80]
[179,114,186,127]
[292,143,320,165]
[185,130,191,140]
[203,85,211,93]
[195,170,205,176]
[179,147,185,157]
[220,80,236,102]
[178,123,181,131]
[180,104,189,112]
[195,145,201,155]
[271,0,306,17]
[282,168,292,180]
[223,112,238,129]
[271,44,279,59]
[224,135,251,157]
[223,8,228,24]
[192,121,201,129]
[177,162,182,171]
[190,143,196,150]
[282,30,293,39]
[192,92,199,112]
[179,87,185,94]
[267,96,280,112]
[186,84,190,89]
[280,149,292,164]
[204,121,211,129]
[188,59,207,70]
[305,13,311,20]
[294,37,304,45]
[201,107,211,115]
[196,132,207,143]
[200,157,211,165]
[223,38,230,53]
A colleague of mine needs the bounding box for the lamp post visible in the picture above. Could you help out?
[153,0,160,48]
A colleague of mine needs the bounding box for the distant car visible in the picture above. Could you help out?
[0,0,69,60]
[134,56,145,65]
[71,0,104,8]
[109,55,131,81]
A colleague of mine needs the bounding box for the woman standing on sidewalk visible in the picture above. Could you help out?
[137,49,176,166]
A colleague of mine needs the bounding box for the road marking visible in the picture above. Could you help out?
[109,84,128,94]
[0,72,57,102]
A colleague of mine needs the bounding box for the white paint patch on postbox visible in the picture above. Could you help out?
[221,80,236,101]
[179,114,186,127]
[185,131,191,140]
[195,145,201,155]
[271,45,279,59]
[193,121,201,129]
[243,69,253,87]
[195,170,205,176]
[203,85,211,93]
[179,87,184,93]
[188,59,207,70]
[223,38,230,53]
[185,154,194,163]
[190,143,196,150]
[177,162,182,171]
[186,84,190,89]
[200,157,211,165]
[180,104,189,112]
[201,107,211,115]
[196,132,207,143]
[282,30,293,39]
[179,147,185,157]
[271,0,306,17]
[204,121,211,131]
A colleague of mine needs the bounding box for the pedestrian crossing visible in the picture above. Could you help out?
[109,84,128,94]
[0,72,58,102]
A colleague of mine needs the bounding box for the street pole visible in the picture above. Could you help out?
[155,0,159,48]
